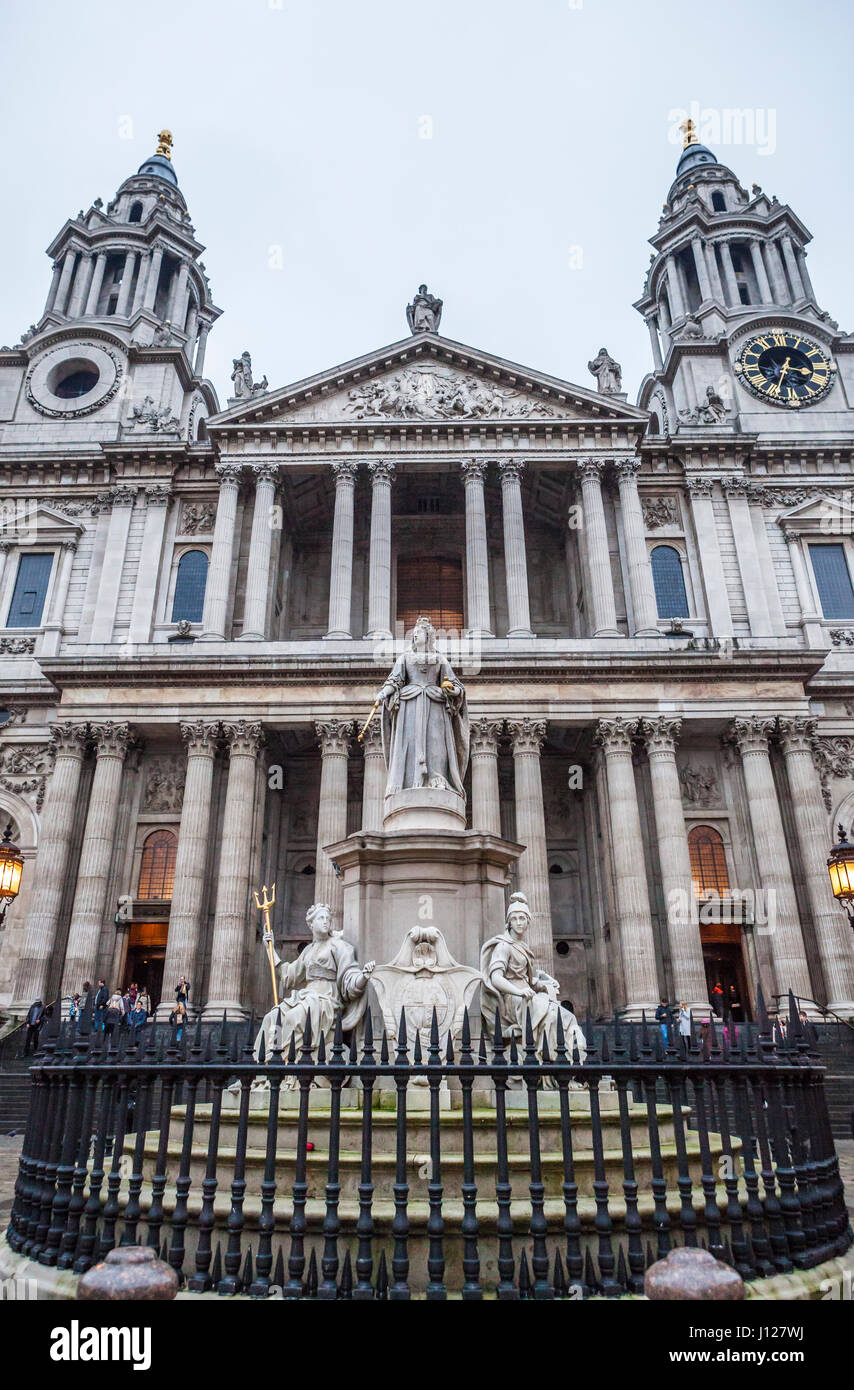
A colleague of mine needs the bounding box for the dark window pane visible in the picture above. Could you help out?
[6,553,53,628]
[171,550,208,623]
[138,829,177,900]
[650,545,688,619]
[809,544,854,620]
[397,555,463,633]
[688,825,730,896]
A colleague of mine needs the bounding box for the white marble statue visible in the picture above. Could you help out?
[587,346,622,395]
[377,616,469,797]
[480,892,587,1063]
[254,902,375,1071]
[370,924,481,1061]
[406,283,443,334]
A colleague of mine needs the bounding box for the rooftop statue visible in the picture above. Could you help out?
[230,350,268,401]
[481,891,587,1064]
[406,283,443,334]
[587,346,622,395]
[376,616,469,798]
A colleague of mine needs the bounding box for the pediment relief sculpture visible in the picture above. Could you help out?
[343,367,559,422]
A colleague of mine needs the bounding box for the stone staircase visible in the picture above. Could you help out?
[816,1023,854,1140]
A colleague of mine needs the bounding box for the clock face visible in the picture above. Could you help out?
[734,331,836,408]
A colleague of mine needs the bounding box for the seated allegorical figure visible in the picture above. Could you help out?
[480,892,587,1064]
[253,902,375,1076]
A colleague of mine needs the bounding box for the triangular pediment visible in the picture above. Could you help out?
[208,333,648,430]
[776,492,852,529]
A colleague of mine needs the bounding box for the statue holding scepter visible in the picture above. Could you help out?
[374,615,469,797]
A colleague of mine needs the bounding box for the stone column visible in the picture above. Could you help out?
[796,250,817,302]
[131,252,150,315]
[44,540,77,631]
[156,720,221,1019]
[645,316,664,372]
[615,458,659,636]
[114,251,136,316]
[507,718,551,966]
[780,235,806,301]
[61,722,132,994]
[360,721,385,831]
[204,720,264,1018]
[778,718,854,1013]
[750,240,773,303]
[782,528,826,648]
[128,485,171,643]
[54,250,78,316]
[718,241,740,306]
[84,253,107,316]
[168,259,191,326]
[729,717,813,1003]
[691,238,712,301]
[763,241,789,304]
[43,259,63,316]
[67,253,91,318]
[640,717,709,1011]
[200,464,242,640]
[460,460,493,637]
[579,458,619,636]
[194,323,210,377]
[704,243,725,302]
[365,460,395,640]
[142,247,164,312]
[470,718,503,836]
[498,460,534,638]
[665,256,686,320]
[12,723,89,1006]
[90,486,137,643]
[686,477,733,637]
[594,717,659,1016]
[315,720,353,920]
[325,462,357,640]
[240,463,279,640]
[721,476,771,637]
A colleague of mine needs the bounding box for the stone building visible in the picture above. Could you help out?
[1,126,854,1022]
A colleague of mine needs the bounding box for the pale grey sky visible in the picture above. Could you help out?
[1,0,851,405]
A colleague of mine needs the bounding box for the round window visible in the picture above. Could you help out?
[54,367,100,399]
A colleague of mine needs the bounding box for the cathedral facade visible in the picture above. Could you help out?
[1,127,854,1022]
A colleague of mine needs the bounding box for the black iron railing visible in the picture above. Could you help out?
[5,995,852,1300]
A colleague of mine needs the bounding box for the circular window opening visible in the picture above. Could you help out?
[47,358,100,400]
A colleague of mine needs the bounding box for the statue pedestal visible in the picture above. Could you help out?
[383,787,465,832]
[326,826,523,973]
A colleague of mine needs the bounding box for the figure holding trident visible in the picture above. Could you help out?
[254,884,278,1007]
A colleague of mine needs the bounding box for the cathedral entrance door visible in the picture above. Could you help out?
[123,921,168,1010]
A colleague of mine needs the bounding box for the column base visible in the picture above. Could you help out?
[323,631,352,641]
[237,631,266,642]
[633,626,661,638]
[824,999,854,1019]
[620,1002,663,1022]
[197,631,226,643]
[593,627,622,638]
[506,628,535,639]
[364,629,392,641]
[201,1000,250,1022]
[464,627,494,639]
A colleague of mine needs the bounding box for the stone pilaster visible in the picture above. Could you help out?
[749,240,773,302]
[90,486,137,643]
[325,461,357,640]
[640,716,709,1011]
[315,720,353,919]
[240,463,279,640]
[498,460,534,638]
[578,458,619,636]
[61,722,132,994]
[777,717,854,1012]
[460,460,493,637]
[729,717,813,1003]
[129,485,172,644]
[782,528,826,648]
[594,717,659,1015]
[360,719,385,832]
[686,476,733,638]
[12,723,89,1006]
[614,459,659,637]
[470,718,503,836]
[720,475,771,638]
[156,720,221,1019]
[365,460,395,640]
[507,718,551,966]
[199,464,242,641]
[204,720,265,1018]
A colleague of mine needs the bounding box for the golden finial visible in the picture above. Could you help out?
[156,129,173,160]
[679,118,698,150]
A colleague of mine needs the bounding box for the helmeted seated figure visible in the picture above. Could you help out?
[254,902,374,1080]
[480,892,586,1064]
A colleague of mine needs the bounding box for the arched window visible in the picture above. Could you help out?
[129,201,144,223]
[397,555,463,633]
[647,411,661,436]
[711,191,726,212]
[138,829,177,900]
[650,545,689,619]
[171,550,208,623]
[688,825,730,896]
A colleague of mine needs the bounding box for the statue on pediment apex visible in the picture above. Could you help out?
[406,284,443,334]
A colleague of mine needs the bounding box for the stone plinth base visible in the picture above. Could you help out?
[383,787,466,832]
[325,826,523,970]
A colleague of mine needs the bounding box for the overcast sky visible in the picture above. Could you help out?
[1,0,851,407]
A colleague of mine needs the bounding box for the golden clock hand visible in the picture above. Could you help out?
[777,356,791,384]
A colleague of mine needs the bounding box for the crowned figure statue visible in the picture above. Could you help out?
[480,892,586,1063]
[376,616,469,800]
[254,902,374,1075]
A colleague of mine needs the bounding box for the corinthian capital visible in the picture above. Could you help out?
[777,716,818,754]
[251,462,279,485]
[180,719,222,755]
[90,721,133,758]
[367,459,395,485]
[460,458,487,486]
[594,716,638,753]
[578,457,606,483]
[685,476,714,498]
[221,719,264,756]
[507,717,546,754]
[728,715,776,756]
[331,460,359,486]
[50,721,90,757]
[470,717,503,755]
[215,463,243,486]
[497,459,525,486]
[614,457,641,482]
[360,718,383,750]
[316,719,354,755]
[640,715,683,754]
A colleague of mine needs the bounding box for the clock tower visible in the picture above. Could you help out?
[634,119,854,438]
